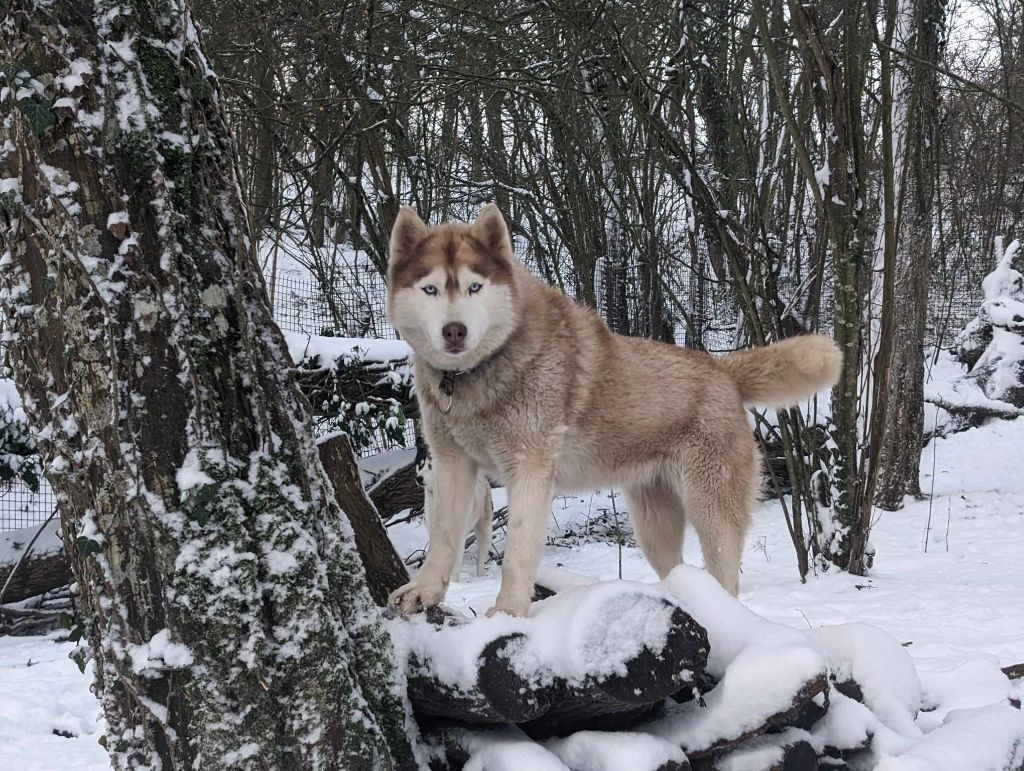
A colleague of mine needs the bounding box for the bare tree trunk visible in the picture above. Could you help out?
[0,2,416,768]
[249,50,278,233]
[789,0,873,574]
[311,137,335,249]
[485,90,510,214]
[317,435,410,605]
[876,0,945,510]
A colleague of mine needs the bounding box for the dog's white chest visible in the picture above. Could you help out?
[445,419,504,479]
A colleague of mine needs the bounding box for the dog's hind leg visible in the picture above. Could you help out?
[685,495,747,595]
[625,480,686,580]
[474,477,493,577]
[450,543,466,583]
[676,436,758,596]
[423,463,465,583]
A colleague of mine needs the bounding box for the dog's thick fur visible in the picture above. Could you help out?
[387,205,841,617]
[418,451,493,579]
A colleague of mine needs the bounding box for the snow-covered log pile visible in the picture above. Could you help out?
[287,332,416,451]
[391,566,1024,770]
[931,238,1024,424]
[0,519,68,605]
[288,333,424,521]
[0,582,77,636]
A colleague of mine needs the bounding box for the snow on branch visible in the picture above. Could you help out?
[287,332,415,451]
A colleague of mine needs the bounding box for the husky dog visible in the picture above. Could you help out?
[416,442,493,579]
[387,204,841,617]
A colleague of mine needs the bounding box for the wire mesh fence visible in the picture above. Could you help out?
[270,263,397,339]
[927,254,988,349]
[0,478,56,532]
[0,243,987,531]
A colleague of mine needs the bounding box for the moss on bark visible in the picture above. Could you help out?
[0,2,418,768]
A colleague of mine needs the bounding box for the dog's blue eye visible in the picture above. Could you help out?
[468,282,483,294]
[422,285,438,296]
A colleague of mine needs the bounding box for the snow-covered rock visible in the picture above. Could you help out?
[875,703,1024,771]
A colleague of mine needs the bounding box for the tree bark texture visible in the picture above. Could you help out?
[876,0,945,510]
[0,2,416,769]
[789,0,873,574]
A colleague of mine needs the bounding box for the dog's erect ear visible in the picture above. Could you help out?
[389,206,429,265]
[470,203,513,259]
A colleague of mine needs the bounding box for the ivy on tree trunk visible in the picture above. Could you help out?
[0,1,417,768]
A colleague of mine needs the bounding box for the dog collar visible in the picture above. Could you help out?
[435,342,507,415]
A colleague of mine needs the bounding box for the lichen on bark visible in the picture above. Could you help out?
[0,1,418,768]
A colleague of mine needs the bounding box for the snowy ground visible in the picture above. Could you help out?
[389,415,1024,677]
[2,415,1022,769]
[0,634,108,769]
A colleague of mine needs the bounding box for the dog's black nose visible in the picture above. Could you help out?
[443,322,467,347]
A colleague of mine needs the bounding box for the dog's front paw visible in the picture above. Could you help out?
[389,577,447,615]
[485,597,531,618]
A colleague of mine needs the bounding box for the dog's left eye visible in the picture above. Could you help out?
[468,282,483,294]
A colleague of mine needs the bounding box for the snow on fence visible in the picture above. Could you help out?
[0,377,52,531]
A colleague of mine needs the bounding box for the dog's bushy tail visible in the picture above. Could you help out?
[717,335,842,408]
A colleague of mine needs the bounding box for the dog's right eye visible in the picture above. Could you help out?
[422,285,438,296]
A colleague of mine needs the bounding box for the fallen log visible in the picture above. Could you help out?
[700,733,819,771]
[409,631,557,724]
[426,722,694,771]
[0,519,70,604]
[317,434,409,604]
[521,594,711,737]
[925,393,1024,421]
[534,567,832,760]
[1002,663,1024,681]
[367,456,423,522]
[397,585,710,737]
[658,674,828,761]
[0,583,77,636]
